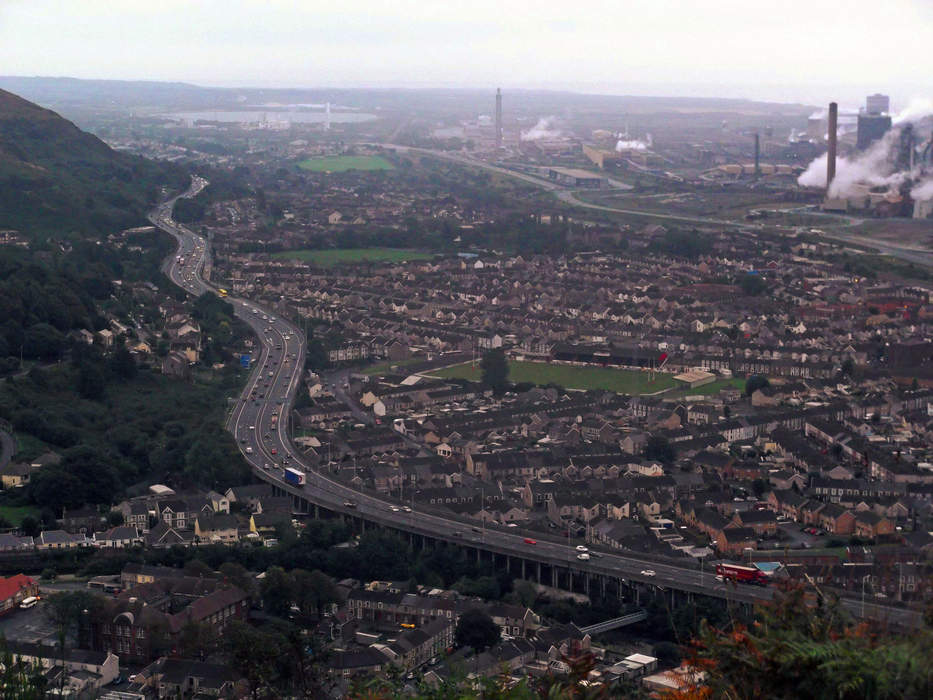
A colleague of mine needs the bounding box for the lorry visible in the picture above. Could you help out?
[284,467,306,486]
[715,563,769,586]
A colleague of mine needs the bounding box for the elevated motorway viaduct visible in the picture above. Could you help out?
[150,180,920,630]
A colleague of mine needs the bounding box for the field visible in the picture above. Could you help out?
[272,248,433,267]
[430,361,681,394]
[297,155,394,172]
[0,505,40,527]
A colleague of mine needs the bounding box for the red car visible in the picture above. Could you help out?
[271,448,277,455]
[523,538,537,545]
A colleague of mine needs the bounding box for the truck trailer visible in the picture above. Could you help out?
[284,467,306,486]
[715,563,769,586]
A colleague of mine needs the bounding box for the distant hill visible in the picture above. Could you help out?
[0,87,186,238]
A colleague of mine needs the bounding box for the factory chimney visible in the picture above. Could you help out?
[754,132,760,177]
[826,102,838,190]
[495,88,502,150]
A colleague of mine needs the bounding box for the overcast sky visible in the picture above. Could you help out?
[2,0,931,105]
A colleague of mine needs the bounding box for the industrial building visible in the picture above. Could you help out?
[547,167,606,188]
[857,113,892,151]
[866,93,890,116]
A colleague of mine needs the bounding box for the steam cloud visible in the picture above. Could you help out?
[798,98,933,198]
[616,133,653,151]
[521,117,562,141]
[893,98,933,125]
[911,178,933,201]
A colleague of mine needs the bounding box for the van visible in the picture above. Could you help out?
[19,596,38,609]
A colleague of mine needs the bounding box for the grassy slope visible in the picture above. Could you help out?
[0,88,185,238]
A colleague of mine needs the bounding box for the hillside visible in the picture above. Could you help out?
[0,88,186,238]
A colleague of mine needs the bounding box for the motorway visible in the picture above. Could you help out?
[151,180,919,629]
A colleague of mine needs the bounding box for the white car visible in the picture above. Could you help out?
[390,506,400,512]
[576,553,590,561]
[575,545,588,552]
[640,569,656,577]
[402,506,412,513]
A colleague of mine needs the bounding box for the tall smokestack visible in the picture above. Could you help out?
[754,132,760,177]
[827,102,838,190]
[495,88,502,150]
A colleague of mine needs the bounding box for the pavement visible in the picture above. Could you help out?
[150,177,924,630]
[0,600,57,643]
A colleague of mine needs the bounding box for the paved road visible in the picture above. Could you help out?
[151,180,921,629]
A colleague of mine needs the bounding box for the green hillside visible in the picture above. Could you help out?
[0,88,186,238]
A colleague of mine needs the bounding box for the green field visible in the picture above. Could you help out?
[0,505,40,527]
[430,361,681,394]
[297,155,394,172]
[272,248,433,267]
[362,357,428,375]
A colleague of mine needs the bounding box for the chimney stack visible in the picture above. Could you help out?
[495,88,503,150]
[754,132,760,177]
[827,102,838,190]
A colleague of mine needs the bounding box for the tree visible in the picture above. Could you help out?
[110,345,137,380]
[645,434,676,464]
[673,585,933,700]
[107,510,124,526]
[20,515,40,538]
[744,374,770,396]
[480,348,509,395]
[454,608,500,654]
[261,566,295,617]
[738,272,767,296]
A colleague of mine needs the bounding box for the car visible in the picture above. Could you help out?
[249,425,255,430]
[453,531,462,537]
[263,463,271,470]
[506,523,518,528]
[589,551,602,558]
[577,553,590,561]
[344,501,357,508]
[402,506,412,513]
[575,545,588,552]
[523,538,537,545]
[640,569,656,577]
[390,506,400,512]
[271,448,277,455]
[471,527,481,533]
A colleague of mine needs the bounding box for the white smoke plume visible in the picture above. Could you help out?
[911,178,933,201]
[892,98,933,125]
[798,103,933,197]
[798,130,911,197]
[521,117,562,141]
[615,133,652,151]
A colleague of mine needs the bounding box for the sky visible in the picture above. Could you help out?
[1,0,932,105]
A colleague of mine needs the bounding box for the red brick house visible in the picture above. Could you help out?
[817,504,856,535]
[0,574,38,616]
[717,527,758,556]
[853,512,896,540]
